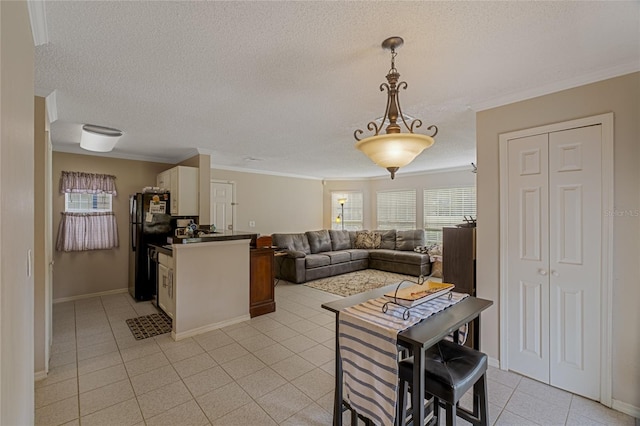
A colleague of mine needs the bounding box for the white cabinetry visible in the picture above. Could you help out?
[157,166,198,216]
[156,170,171,190]
[157,253,175,319]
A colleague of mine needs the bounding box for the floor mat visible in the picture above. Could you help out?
[125,311,172,340]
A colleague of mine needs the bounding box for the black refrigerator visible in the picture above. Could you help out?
[128,192,172,301]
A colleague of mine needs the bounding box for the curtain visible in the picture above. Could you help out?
[56,212,119,252]
[59,171,117,195]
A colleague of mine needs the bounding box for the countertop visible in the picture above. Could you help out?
[169,230,258,245]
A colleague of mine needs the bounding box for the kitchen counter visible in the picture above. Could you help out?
[151,235,256,341]
[168,230,257,245]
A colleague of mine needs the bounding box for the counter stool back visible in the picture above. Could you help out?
[397,339,488,426]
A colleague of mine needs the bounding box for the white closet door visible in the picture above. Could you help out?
[548,125,601,399]
[507,133,550,382]
[210,182,233,231]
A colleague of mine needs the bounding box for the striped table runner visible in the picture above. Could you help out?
[338,292,468,425]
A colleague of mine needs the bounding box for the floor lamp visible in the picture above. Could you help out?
[338,197,347,231]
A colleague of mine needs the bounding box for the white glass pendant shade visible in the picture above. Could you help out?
[355,133,434,170]
[80,124,123,152]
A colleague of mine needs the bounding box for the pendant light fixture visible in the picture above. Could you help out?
[354,37,438,179]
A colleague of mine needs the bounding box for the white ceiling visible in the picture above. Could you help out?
[34,1,639,180]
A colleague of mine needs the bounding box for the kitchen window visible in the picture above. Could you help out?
[65,193,112,213]
[56,171,119,252]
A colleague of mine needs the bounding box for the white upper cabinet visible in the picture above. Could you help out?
[157,166,198,216]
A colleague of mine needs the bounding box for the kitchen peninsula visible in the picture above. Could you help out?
[154,231,258,341]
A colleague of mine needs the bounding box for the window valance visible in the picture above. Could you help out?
[59,171,117,195]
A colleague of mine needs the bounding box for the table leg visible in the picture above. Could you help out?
[333,313,343,426]
[411,343,425,426]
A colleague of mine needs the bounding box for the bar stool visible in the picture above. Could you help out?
[397,340,488,426]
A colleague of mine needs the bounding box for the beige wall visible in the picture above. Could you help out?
[323,169,476,229]
[476,72,640,410]
[0,1,35,423]
[34,97,48,376]
[210,169,323,235]
[52,153,171,300]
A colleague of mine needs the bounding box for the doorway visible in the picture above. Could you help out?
[210,181,234,232]
[498,113,613,405]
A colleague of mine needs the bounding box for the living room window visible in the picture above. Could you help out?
[376,189,416,230]
[331,191,364,230]
[423,186,476,243]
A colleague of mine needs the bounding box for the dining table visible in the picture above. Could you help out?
[321,284,493,426]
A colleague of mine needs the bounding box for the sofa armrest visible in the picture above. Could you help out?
[284,250,306,258]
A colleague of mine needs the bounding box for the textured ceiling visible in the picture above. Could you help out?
[35,1,640,179]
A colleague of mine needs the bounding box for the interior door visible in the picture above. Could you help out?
[548,125,601,399]
[507,133,550,381]
[210,182,233,231]
[506,125,602,400]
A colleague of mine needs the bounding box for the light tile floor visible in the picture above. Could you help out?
[36,282,638,426]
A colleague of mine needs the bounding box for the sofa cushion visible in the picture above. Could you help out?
[396,229,425,251]
[306,230,332,254]
[329,230,352,251]
[367,249,397,261]
[326,251,351,265]
[346,249,370,261]
[305,254,331,268]
[272,233,311,254]
[375,230,396,250]
[354,231,381,249]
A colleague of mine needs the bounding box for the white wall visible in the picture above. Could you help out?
[0,1,35,423]
[476,72,640,413]
[323,168,476,229]
[210,169,323,235]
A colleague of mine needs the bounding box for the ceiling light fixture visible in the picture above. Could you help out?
[80,124,123,152]
[354,37,438,179]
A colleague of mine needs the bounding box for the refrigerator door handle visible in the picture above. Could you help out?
[131,224,136,252]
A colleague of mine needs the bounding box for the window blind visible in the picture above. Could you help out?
[377,189,416,230]
[331,191,364,230]
[423,186,476,243]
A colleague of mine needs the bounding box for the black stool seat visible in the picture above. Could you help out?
[398,340,489,426]
[399,340,487,402]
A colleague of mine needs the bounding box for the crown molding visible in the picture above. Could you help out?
[470,62,640,112]
[210,163,323,181]
[27,1,49,46]
[45,90,58,123]
[52,144,175,165]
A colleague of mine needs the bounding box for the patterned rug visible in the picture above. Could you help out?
[304,269,421,297]
[125,311,172,340]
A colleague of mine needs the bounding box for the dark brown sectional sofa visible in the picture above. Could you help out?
[271,229,431,284]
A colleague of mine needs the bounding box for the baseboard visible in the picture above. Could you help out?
[488,356,500,369]
[172,314,251,341]
[612,399,640,419]
[53,288,128,304]
[34,370,48,381]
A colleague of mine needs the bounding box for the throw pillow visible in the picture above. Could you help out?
[430,255,443,278]
[354,231,381,249]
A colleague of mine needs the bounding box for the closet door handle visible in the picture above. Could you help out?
[538,269,548,276]
[551,270,559,277]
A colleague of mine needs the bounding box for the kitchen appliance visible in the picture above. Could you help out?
[128,191,172,301]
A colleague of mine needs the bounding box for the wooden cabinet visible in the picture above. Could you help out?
[157,253,175,319]
[157,166,198,216]
[443,226,476,348]
[250,248,276,317]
